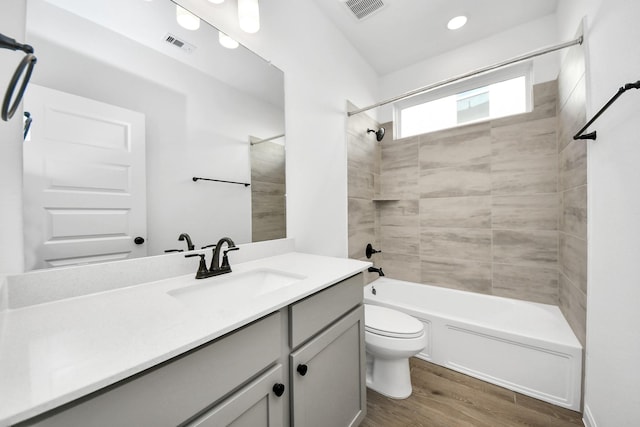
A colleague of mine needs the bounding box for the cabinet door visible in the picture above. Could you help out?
[290,306,366,427]
[187,364,285,427]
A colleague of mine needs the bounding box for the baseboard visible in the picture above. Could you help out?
[582,404,596,427]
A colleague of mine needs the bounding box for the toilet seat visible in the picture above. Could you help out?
[365,304,424,339]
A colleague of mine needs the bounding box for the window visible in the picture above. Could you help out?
[394,63,532,139]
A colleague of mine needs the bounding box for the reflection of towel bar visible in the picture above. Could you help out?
[192,177,250,187]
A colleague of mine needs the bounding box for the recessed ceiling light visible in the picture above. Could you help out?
[447,15,467,30]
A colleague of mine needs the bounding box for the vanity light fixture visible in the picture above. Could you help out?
[176,5,200,31]
[219,31,239,49]
[238,0,260,33]
[447,15,467,30]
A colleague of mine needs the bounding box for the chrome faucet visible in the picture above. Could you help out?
[178,233,195,251]
[210,237,239,275]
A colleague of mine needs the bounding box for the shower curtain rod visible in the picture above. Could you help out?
[250,133,285,145]
[347,36,584,117]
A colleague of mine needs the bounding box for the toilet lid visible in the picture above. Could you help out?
[364,304,424,339]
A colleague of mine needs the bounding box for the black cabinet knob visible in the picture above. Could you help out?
[134,236,145,245]
[297,364,308,376]
[272,383,285,397]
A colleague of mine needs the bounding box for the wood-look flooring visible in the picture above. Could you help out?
[361,358,584,427]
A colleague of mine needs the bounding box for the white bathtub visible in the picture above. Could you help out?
[364,278,582,411]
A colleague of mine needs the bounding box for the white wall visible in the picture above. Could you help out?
[558,0,640,426]
[378,14,561,123]
[177,0,379,257]
[0,0,26,276]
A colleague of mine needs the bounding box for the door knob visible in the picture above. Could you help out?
[272,383,285,397]
[297,364,308,376]
[134,236,145,245]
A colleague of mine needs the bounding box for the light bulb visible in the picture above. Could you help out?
[176,5,200,31]
[447,16,467,30]
[238,0,260,33]
[219,32,239,49]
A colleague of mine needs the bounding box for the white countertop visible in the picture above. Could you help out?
[0,252,369,426]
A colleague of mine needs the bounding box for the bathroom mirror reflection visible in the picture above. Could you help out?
[21,0,286,271]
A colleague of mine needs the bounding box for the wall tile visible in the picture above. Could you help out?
[493,230,558,268]
[421,257,492,294]
[378,200,419,227]
[348,227,376,260]
[379,252,421,283]
[561,185,587,239]
[491,153,557,196]
[380,225,419,255]
[559,233,587,293]
[491,116,557,143]
[379,167,419,199]
[560,139,587,190]
[348,167,374,200]
[419,122,491,169]
[492,264,558,305]
[420,228,492,261]
[420,163,491,198]
[252,193,286,242]
[492,194,559,230]
[558,75,586,153]
[381,135,419,171]
[420,196,491,229]
[559,273,587,347]
[347,134,378,175]
[348,197,375,229]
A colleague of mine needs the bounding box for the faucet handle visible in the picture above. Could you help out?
[201,244,217,249]
[221,246,240,268]
[185,253,209,279]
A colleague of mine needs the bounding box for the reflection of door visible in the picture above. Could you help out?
[23,84,146,270]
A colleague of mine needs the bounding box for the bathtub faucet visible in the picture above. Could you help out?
[368,266,384,276]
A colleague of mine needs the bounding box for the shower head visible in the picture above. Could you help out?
[367,127,385,141]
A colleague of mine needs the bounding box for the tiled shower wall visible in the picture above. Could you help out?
[346,101,383,284]
[374,81,561,304]
[349,78,589,310]
[251,141,286,242]
[558,41,588,346]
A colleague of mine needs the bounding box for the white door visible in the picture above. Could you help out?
[23,84,147,270]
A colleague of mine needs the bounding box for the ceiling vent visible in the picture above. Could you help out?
[343,0,385,20]
[164,33,196,54]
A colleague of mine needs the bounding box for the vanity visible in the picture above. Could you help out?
[0,243,370,427]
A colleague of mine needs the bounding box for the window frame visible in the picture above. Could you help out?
[393,61,534,139]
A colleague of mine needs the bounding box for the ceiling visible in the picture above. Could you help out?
[311,0,559,76]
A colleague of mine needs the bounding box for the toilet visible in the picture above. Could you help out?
[364,304,426,399]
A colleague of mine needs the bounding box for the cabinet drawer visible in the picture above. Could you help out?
[289,273,363,349]
[19,312,282,427]
[186,364,285,427]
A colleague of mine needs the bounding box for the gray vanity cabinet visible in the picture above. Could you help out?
[15,273,366,427]
[290,307,366,427]
[288,273,367,427]
[186,364,285,427]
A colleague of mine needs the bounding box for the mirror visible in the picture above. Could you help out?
[22,0,286,271]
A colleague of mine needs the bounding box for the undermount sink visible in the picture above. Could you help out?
[168,268,307,310]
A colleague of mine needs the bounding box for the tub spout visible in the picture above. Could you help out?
[368,266,384,276]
